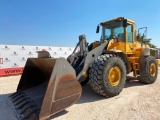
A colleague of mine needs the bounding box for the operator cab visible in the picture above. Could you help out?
[97,17,135,43]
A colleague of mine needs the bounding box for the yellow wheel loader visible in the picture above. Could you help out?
[9,17,158,120]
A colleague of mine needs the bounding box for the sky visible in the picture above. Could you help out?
[0,0,160,47]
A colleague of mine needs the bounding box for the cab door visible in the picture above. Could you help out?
[126,24,134,54]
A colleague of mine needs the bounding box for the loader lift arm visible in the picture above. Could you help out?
[67,35,88,75]
[67,35,108,83]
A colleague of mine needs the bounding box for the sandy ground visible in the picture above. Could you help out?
[0,69,160,120]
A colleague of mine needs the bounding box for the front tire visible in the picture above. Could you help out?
[138,56,158,84]
[89,54,126,97]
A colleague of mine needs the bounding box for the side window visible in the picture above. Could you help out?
[105,29,111,40]
[127,25,133,42]
[101,27,111,42]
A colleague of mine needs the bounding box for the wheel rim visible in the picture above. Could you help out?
[150,63,156,77]
[108,66,121,86]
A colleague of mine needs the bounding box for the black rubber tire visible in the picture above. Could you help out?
[89,54,126,97]
[138,56,158,84]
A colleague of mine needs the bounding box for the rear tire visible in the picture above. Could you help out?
[89,54,126,97]
[138,56,158,84]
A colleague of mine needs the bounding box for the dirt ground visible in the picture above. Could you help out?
[0,69,160,120]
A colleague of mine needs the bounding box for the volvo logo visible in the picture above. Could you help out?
[20,57,26,61]
[5,46,10,50]
[48,47,52,50]
[35,47,39,50]
[1,45,10,50]
[12,52,18,56]
[69,48,72,51]
[4,58,10,62]
[20,46,26,50]
[28,52,33,55]
[59,47,63,51]
[13,63,18,67]
[53,52,57,55]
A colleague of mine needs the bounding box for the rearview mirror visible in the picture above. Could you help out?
[96,25,100,33]
[123,19,127,27]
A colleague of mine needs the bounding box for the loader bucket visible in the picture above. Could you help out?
[9,58,82,120]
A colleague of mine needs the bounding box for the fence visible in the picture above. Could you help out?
[0,44,74,76]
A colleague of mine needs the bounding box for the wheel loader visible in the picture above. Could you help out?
[9,17,158,120]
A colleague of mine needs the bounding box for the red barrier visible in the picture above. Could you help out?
[0,67,24,76]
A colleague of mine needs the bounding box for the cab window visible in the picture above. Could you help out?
[127,24,133,42]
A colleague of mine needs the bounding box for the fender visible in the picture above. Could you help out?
[103,50,130,74]
[139,48,150,72]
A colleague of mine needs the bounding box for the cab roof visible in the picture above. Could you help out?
[100,17,135,25]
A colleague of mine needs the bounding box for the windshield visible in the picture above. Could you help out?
[100,20,124,42]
